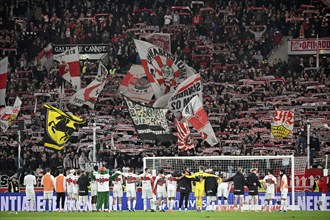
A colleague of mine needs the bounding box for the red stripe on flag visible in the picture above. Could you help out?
[0,73,7,89]
[68,61,80,77]
[141,60,155,83]
[121,73,134,86]
[188,107,209,130]
[154,56,163,68]
[166,57,173,66]
[176,76,201,93]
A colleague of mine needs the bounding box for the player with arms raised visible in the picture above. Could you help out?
[262,169,277,212]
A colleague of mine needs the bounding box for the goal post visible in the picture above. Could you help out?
[144,155,300,210]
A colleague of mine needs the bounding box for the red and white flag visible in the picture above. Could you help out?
[37,43,53,72]
[168,74,202,115]
[118,64,153,103]
[182,96,218,146]
[0,57,8,106]
[54,46,81,90]
[140,33,171,53]
[0,97,22,131]
[176,118,194,151]
[134,39,195,99]
[69,62,107,108]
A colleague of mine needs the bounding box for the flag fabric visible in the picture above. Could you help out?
[69,62,107,108]
[43,104,85,150]
[271,109,294,138]
[0,97,22,131]
[122,94,173,142]
[182,96,218,146]
[134,39,195,99]
[118,64,153,103]
[139,33,171,53]
[176,118,194,151]
[37,43,53,72]
[0,57,8,106]
[168,74,202,115]
[54,46,81,90]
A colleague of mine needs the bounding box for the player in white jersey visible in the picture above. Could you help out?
[217,173,231,211]
[112,170,123,211]
[24,169,37,212]
[139,168,155,212]
[90,166,98,211]
[166,173,177,212]
[66,169,78,211]
[119,168,139,211]
[154,169,167,212]
[279,169,288,212]
[262,169,277,212]
[72,170,80,211]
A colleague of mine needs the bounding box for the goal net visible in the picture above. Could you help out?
[144,155,299,211]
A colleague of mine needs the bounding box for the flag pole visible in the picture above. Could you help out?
[316,34,319,69]
[92,122,101,162]
[33,97,37,113]
[18,130,21,169]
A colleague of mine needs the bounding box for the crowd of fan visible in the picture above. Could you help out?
[0,0,329,182]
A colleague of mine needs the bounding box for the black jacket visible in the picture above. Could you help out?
[204,176,218,196]
[246,173,261,195]
[178,176,192,193]
[78,174,89,196]
[224,171,245,194]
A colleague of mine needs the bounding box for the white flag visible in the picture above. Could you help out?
[69,62,108,108]
[182,96,218,146]
[0,97,22,131]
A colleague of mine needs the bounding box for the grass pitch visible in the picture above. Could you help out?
[0,210,329,220]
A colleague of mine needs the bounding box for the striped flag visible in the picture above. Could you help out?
[0,97,22,131]
[176,119,194,151]
[0,57,8,106]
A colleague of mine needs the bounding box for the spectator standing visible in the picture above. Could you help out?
[24,169,37,212]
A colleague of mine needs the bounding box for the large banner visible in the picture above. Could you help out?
[69,62,108,108]
[0,192,329,211]
[118,65,153,103]
[182,96,218,146]
[139,33,171,53]
[53,46,81,90]
[288,38,330,55]
[0,97,22,131]
[134,39,195,98]
[43,104,85,150]
[0,57,8,106]
[169,74,202,114]
[271,109,294,138]
[122,95,173,142]
[36,43,53,72]
[53,44,109,60]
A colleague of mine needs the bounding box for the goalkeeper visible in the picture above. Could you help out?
[185,166,216,212]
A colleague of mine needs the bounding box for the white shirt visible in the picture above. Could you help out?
[139,173,152,191]
[66,174,75,192]
[263,174,277,193]
[166,174,177,191]
[124,173,139,189]
[112,175,123,188]
[24,174,36,190]
[154,175,166,190]
[90,171,99,191]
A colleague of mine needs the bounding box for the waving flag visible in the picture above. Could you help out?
[271,109,294,138]
[44,104,85,150]
[0,97,22,131]
[169,74,202,115]
[182,96,218,146]
[134,39,195,98]
[54,46,81,90]
[36,43,53,72]
[176,119,194,151]
[118,64,153,103]
[69,62,107,108]
[0,57,8,106]
[122,94,173,142]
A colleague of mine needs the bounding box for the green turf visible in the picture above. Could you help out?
[0,211,329,220]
